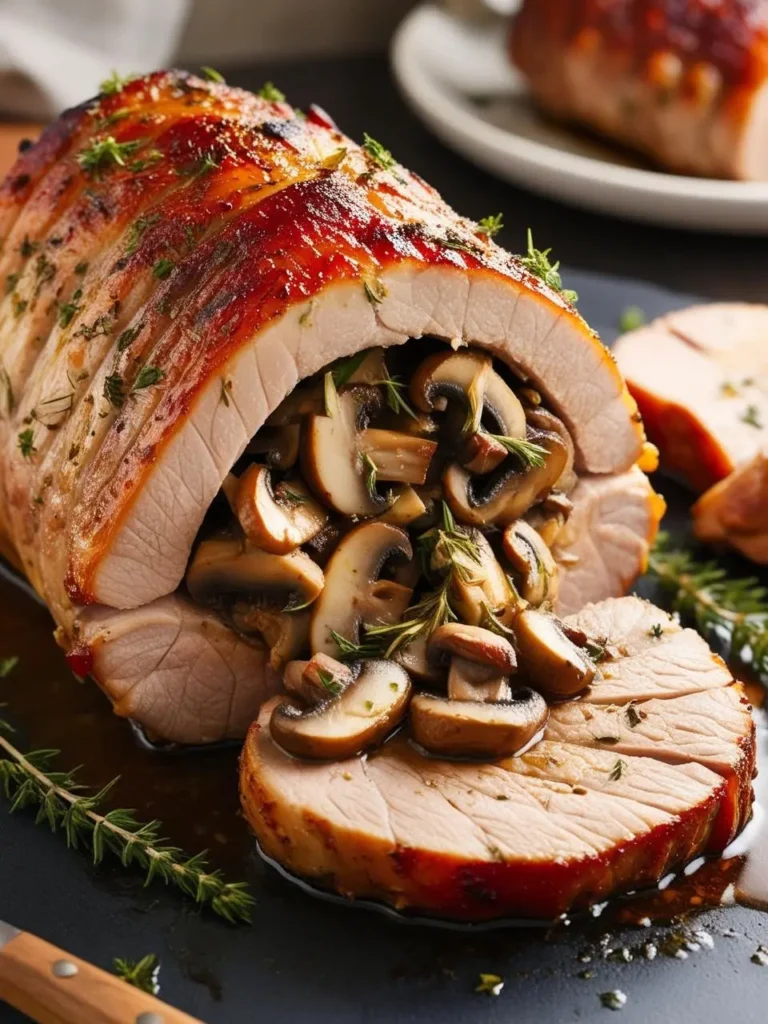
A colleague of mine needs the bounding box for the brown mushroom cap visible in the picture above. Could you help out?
[443,428,568,527]
[514,609,596,697]
[302,384,388,517]
[360,428,437,485]
[448,531,518,627]
[233,466,328,554]
[502,518,559,608]
[270,659,412,760]
[376,485,428,527]
[187,536,324,610]
[409,689,548,759]
[283,653,354,706]
[429,623,517,673]
[310,521,413,655]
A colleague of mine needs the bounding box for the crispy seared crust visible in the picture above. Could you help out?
[0,71,643,626]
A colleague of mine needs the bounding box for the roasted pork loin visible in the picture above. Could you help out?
[511,0,768,181]
[0,71,659,743]
[614,304,768,563]
[241,596,755,921]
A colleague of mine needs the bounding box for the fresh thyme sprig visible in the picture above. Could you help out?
[364,576,456,657]
[113,954,160,995]
[362,452,378,500]
[372,369,418,420]
[647,533,768,678]
[362,133,395,171]
[477,213,503,238]
[0,725,254,923]
[484,432,548,468]
[519,229,578,304]
[77,136,144,177]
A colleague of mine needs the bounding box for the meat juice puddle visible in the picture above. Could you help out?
[1,561,767,924]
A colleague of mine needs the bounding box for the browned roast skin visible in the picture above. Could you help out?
[511,0,768,180]
[240,596,755,921]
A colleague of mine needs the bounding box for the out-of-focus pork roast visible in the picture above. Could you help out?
[0,71,654,743]
[614,303,768,563]
[511,0,768,181]
[240,596,755,921]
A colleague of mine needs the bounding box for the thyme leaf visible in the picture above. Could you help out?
[58,289,83,329]
[331,352,367,387]
[201,66,225,84]
[371,369,418,420]
[477,213,503,238]
[362,133,395,171]
[132,366,166,392]
[609,758,628,782]
[152,258,174,280]
[99,71,137,96]
[0,722,254,923]
[77,136,144,177]
[484,432,548,468]
[519,229,578,304]
[17,428,36,458]
[258,82,285,102]
[113,954,160,995]
[318,669,343,697]
[362,452,379,499]
[741,404,763,429]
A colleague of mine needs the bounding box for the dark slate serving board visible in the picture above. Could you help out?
[0,268,766,1024]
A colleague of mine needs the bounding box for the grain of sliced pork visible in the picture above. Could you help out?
[240,596,755,921]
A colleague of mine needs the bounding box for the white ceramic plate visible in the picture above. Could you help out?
[391,4,768,233]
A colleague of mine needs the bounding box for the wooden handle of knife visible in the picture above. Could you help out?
[0,930,203,1024]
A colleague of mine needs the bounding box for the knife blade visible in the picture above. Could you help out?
[0,921,20,952]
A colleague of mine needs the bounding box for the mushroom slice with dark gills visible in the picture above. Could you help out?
[302,382,436,516]
[187,536,324,612]
[232,465,328,554]
[443,428,569,528]
[429,623,518,703]
[270,659,412,760]
[514,608,596,697]
[310,521,414,656]
[503,518,559,608]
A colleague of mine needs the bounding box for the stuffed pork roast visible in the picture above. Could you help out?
[615,304,768,563]
[0,71,663,745]
[511,0,768,181]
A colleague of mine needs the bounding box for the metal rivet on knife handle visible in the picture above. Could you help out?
[51,959,79,978]
[136,1013,165,1024]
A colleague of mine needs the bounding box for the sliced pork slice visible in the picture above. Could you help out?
[553,466,664,616]
[240,595,755,921]
[511,1,768,181]
[75,595,281,744]
[614,303,768,563]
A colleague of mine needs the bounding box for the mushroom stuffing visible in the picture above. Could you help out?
[187,340,604,761]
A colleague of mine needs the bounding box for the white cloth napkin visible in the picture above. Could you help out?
[0,0,190,118]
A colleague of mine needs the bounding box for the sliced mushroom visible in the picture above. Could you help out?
[395,634,445,684]
[377,485,428,527]
[302,384,390,516]
[233,466,328,554]
[460,431,508,475]
[310,521,413,655]
[270,659,412,760]
[443,428,568,527]
[409,688,548,759]
[360,429,437,485]
[230,604,310,670]
[266,384,324,426]
[245,424,301,470]
[525,491,573,548]
[448,531,518,628]
[410,351,526,439]
[187,536,324,611]
[429,623,517,703]
[502,519,559,608]
[514,609,595,697]
[283,653,354,705]
[525,406,577,493]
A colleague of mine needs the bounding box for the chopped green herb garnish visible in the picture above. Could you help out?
[362,452,379,499]
[475,973,504,996]
[477,213,503,238]
[152,258,174,280]
[519,229,578,304]
[331,352,367,387]
[625,702,644,728]
[77,136,144,177]
[741,404,763,429]
[4,273,19,294]
[201,66,225,84]
[258,82,285,102]
[608,759,628,782]
[278,487,307,506]
[20,236,39,258]
[618,306,646,332]
[58,289,83,328]
[17,428,36,458]
[74,261,89,275]
[318,669,343,696]
[99,71,136,96]
[648,623,664,639]
[103,373,126,408]
[364,700,375,711]
[116,323,143,352]
[484,432,548,468]
[362,133,395,171]
[113,954,159,995]
[125,213,161,256]
[132,366,166,392]
[323,371,339,417]
[363,279,386,305]
[389,682,400,692]
[0,656,19,678]
[372,369,418,420]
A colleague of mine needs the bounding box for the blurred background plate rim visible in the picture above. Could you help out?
[391,4,768,234]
